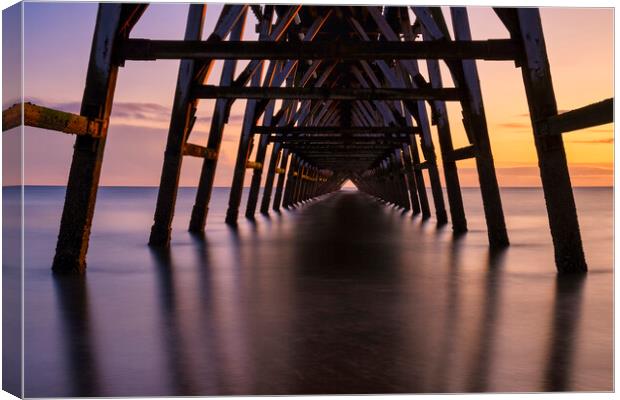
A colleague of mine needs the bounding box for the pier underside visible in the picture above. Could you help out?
[1,5,613,272]
[6,5,614,396]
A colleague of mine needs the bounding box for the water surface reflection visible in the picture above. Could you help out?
[23,188,612,396]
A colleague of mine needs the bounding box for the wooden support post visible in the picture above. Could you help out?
[245,61,280,219]
[515,8,587,272]
[149,5,206,244]
[188,10,248,233]
[402,143,421,214]
[359,8,446,221]
[52,4,146,273]
[302,167,311,203]
[282,155,298,209]
[408,123,431,219]
[303,166,313,202]
[150,5,245,245]
[259,143,281,214]
[395,149,411,210]
[272,149,290,211]
[225,10,273,225]
[390,154,402,207]
[245,144,268,216]
[424,37,468,232]
[389,155,399,206]
[295,161,305,205]
[310,169,319,200]
[298,168,306,204]
[451,7,509,247]
[292,161,305,207]
[391,21,447,223]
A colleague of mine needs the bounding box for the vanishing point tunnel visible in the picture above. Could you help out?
[3,5,614,274]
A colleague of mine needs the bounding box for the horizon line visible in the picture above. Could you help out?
[4,185,614,189]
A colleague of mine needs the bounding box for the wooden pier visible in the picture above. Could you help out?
[3,5,613,274]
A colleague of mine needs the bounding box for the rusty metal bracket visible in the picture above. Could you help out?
[2,102,107,137]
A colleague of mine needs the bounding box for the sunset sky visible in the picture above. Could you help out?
[6,3,614,187]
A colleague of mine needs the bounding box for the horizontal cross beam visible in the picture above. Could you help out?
[254,126,420,134]
[246,160,263,169]
[296,150,391,154]
[544,98,614,136]
[193,86,461,101]
[3,102,105,137]
[289,149,399,154]
[120,39,521,61]
[304,155,380,159]
[183,143,218,159]
[272,137,411,143]
[447,144,477,161]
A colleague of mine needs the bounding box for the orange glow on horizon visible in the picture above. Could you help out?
[17,5,614,188]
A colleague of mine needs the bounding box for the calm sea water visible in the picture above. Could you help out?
[14,186,612,396]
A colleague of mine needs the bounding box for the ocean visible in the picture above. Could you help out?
[10,186,613,396]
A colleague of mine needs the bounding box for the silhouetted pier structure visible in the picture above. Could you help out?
[3,5,613,274]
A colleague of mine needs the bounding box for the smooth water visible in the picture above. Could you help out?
[17,186,612,396]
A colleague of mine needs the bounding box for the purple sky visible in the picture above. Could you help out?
[4,3,614,187]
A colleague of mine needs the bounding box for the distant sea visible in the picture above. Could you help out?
[4,186,612,396]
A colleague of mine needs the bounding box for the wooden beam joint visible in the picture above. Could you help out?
[447,144,477,161]
[183,143,218,160]
[541,98,613,136]
[3,102,107,137]
[246,160,263,170]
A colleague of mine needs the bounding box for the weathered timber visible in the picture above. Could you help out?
[545,98,613,136]
[3,102,105,137]
[273,137,411,143]
[193,86,462,101]
[272,149,290,211]
[422,23,468,233]
[183,143,217,159]
[45,4,603,276]
[407,140,431,218]
[149,5,241,246]
[2,103,21,131]
[224,13,271,225]
[259,144,281,214]
[254,126,420,135]
[52,4,147,274]
[401,143,421,214]
[282,154,299,209]
[394,149,411,210]
[448,145,477,161]
[359,9,446,223]
[516,8,587,272]
[120,38,521,61]
[188,9,249,233]
[245,58,281,219]
[246,160,263,169]
[398,63,447,223]
[450,7,509,246]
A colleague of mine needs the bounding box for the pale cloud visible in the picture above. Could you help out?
[452,163,613,187]
[23,97,245,133]
[515,110,569,118]
[569,138,614,144]
[496,122,531,130]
